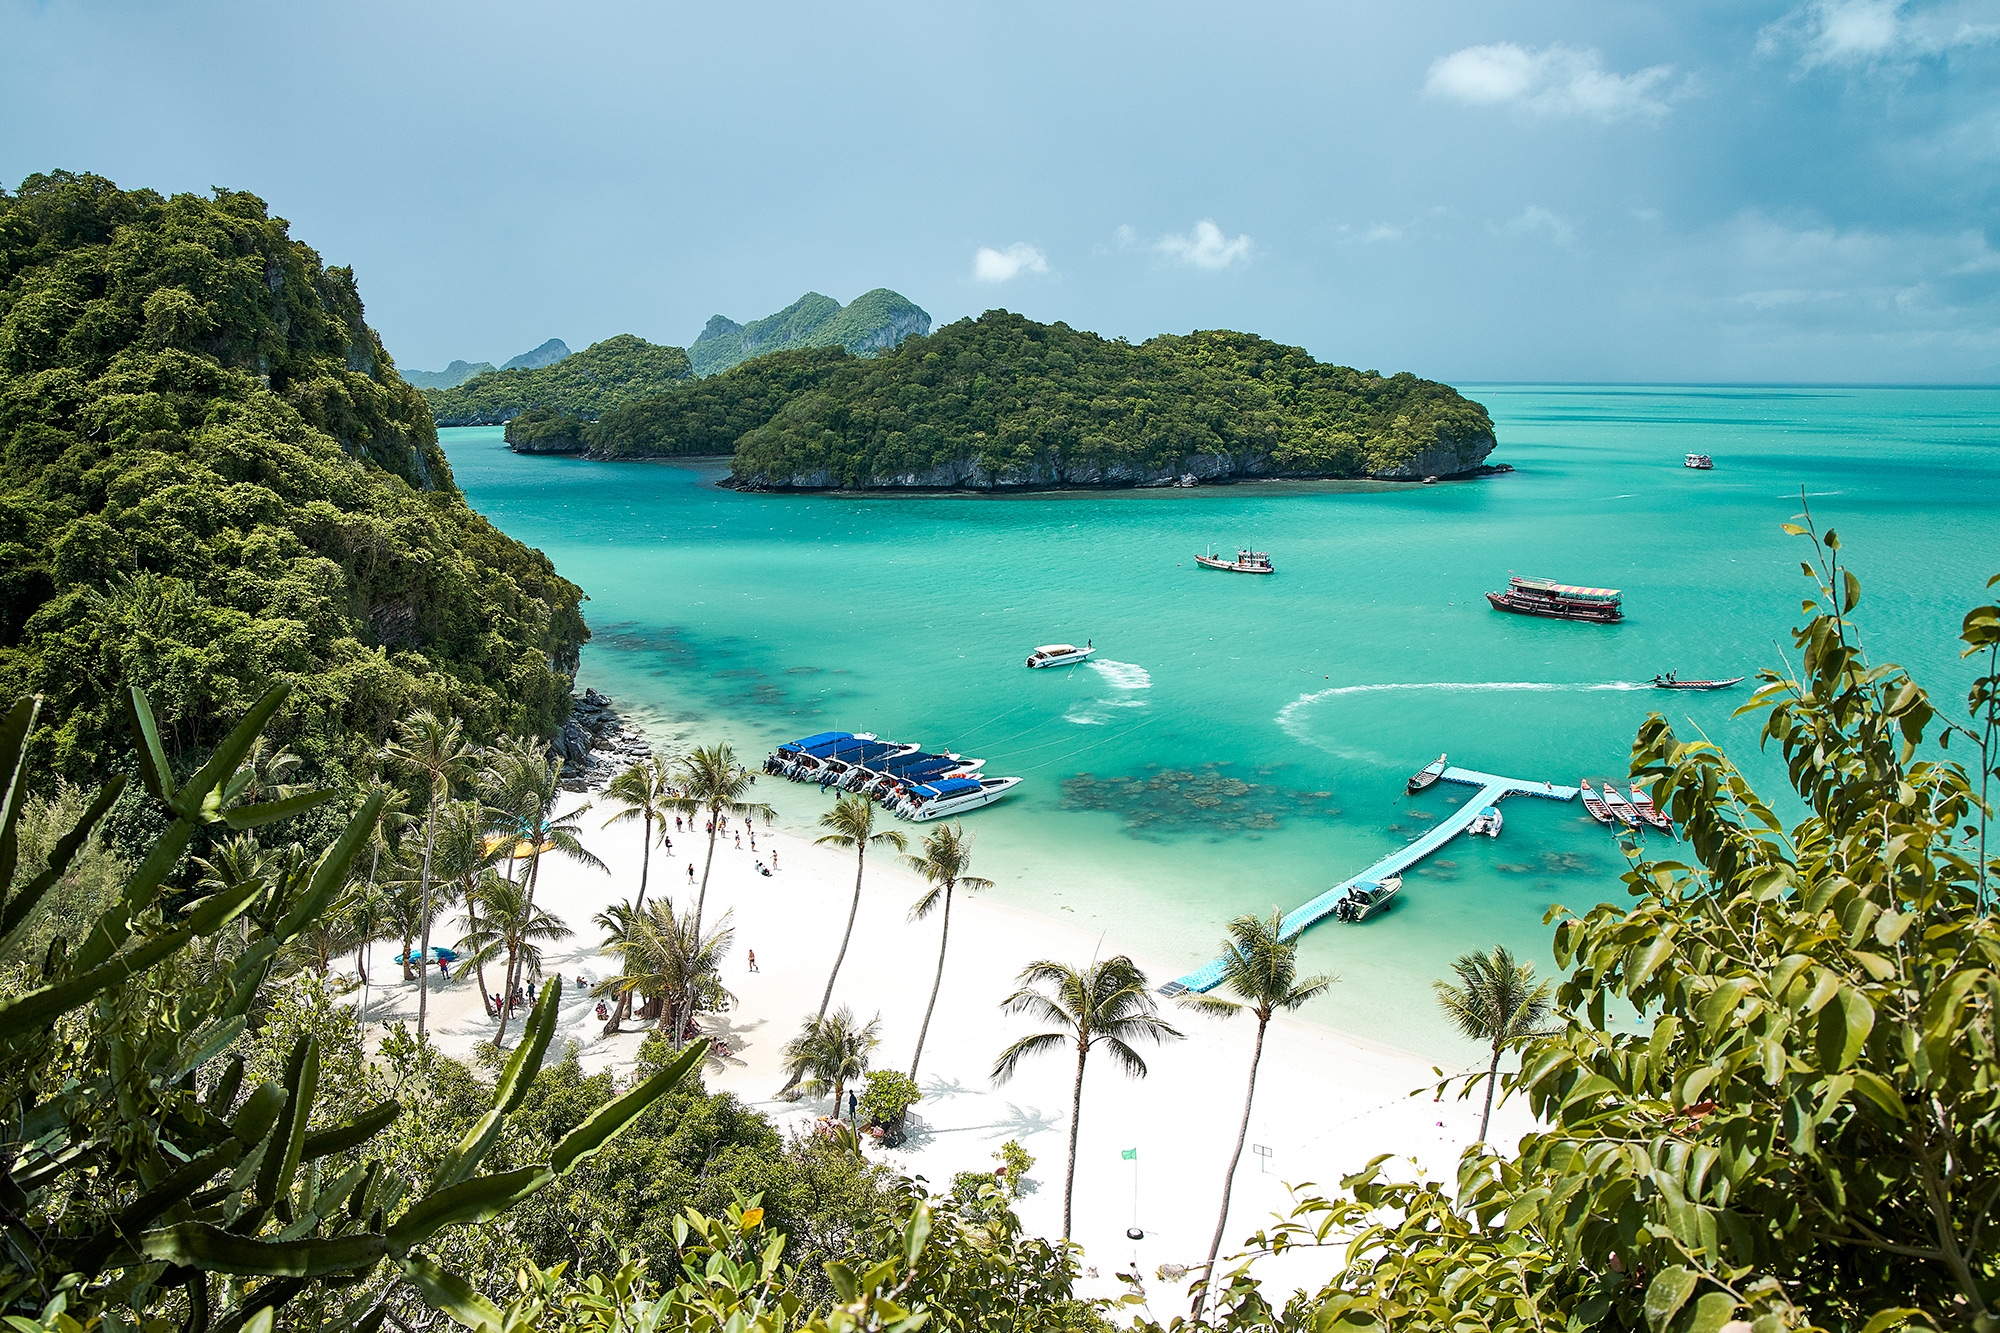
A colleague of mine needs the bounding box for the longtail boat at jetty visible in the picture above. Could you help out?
[1599,781,1645,830]
[1196,547,1275,574]
[1629,782,1675,833]
[1486,575,1623,623]
[1580,780,1614,825]
[1407,754,1448,794]
[1651,672,1743,690]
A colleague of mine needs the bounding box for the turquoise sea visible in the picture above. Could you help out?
[440,386,2000,1057]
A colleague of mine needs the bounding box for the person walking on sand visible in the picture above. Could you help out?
[771,848,778,871]
[735,832,742,850]
[748,949,758,972]
[688,863,695,885]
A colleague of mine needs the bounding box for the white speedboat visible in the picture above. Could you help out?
[1333,875,1402,922]
[901,775,1023,821]
[1469,804,1504,837]
[1026,642,1094,668]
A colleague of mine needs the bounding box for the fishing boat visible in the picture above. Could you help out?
[1407,754,1448,793]
[1579,780,1614,825]
[1026,642,1094,669]
[1651,673,1743,690]
[1195,548,1275,574]
[899,774,1024,821]
[1486,576,1623,623]
[1684,453,1713,469]
[1629,782,1674,833]
[1599,782,1644,830]
[1333,875,1403,923]
[1469,804,1504,837]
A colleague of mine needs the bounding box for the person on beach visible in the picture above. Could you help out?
[687,864,695,885]
[770,848,777,871]
[734,832,742,849]
[847,1090,857,1120]
[663,836,672,855]
[748,949,758,972]
[675,815,682,831]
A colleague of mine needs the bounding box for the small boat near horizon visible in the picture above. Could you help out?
[1196,547,1275,574]
[1652,672,1743,690]
[1407,754,1448,794]
[1685,453,1714,469]
[1027,642,1094,668]
[1487,575,1623,623]
[1333,875,1403,923]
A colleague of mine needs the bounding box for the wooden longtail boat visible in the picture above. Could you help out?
[1629,782,1675,833]
[1579,780,1614,826]
[1651,674,1743,690]
[1599,782,1645,830]
[1407,754,1448,794]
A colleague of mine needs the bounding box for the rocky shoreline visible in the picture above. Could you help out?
[553,687,654,791]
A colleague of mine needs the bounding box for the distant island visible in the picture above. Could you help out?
[404,337,573,389]
[423,335,691,426]
[689,289,931,376]
[501,311,1499,486]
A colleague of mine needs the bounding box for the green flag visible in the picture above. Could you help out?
[1121,1148,1136,1160]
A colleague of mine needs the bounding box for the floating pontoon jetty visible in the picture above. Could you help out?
[1159,767,1580,996]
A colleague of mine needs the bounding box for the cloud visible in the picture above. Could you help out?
[1501,205,1578,247]
[1153,219,1254,269]
[972,242,1049,283]
[1424,42,1681,121]
[1758,0,2000,68]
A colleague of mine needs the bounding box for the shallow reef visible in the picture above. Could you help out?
[1062,761,1340,840]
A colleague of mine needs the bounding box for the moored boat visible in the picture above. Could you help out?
[1407,754,1448,793]
[1579,780,1613,825]
[1599,781,1644,830]
[1629,782,1674,833]
[1486,576,1623,623]
[1195,548,1275,574]
[1651,672,1743,690]
[1026,642,1094,668]
[1685,453,1713,469]
[898,774,1024,821]
[1469,804,1504,837]
[1333,875,1403,923]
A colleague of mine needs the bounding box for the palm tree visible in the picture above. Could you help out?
[427,800,510,1014]
[485,746,606,1017]
[812,794,906,1022]
[385,709,473,1038]
[459,870,573,1044]
[1182,911,1337,1320]
[992,955,1183,1240]
[600,900,737,1048]
[603,754,678,911]
[780,1005,882,1119]
[1433,944,1554,1144]
[592,898,646,1031]
[902,824,993,1079]
[667,743,771,933]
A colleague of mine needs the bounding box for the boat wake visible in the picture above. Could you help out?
[1088,660,1152,690]
[1066,661,1152,725]
[1277,680,1654,750]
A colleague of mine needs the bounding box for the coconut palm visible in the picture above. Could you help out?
[780,1005,882,1119]
[376,875,427,990]
[425,799,510,1013]
[385,709,474,1038]
[1182,910,1337,1319]
[600,900,737,1048]
[483,745,606,1015]
[459,870,573,1043]
[1433,944,1554,1144]
[591,898,647,1031]
[603,754,678,911]
[992,955,1183,1240]
[812,794,906,1022]
[667,743,771,933]
[902,824,993,1079]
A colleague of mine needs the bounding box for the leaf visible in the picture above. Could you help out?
[1814,986,1874,1072]
[384,1167,553,1249]
[302,1100,402,1160]
[0,774,126,956]
[1687,1291,1738,1333]
[132,1223,384,1277]
[550,1037,705,1174]
[122,687,175,803]
[1644,1267,1698,1332]
[175,683,294,821]
[1856,1309,1926,1333]
[432,981,560,1189]
[400,1254,503,1333]
[222,789,336,831]
[272,792,384,945]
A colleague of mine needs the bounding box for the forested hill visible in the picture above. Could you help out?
[0,171,586,783]
[421,334,692,425]
[688,288,931,376]
[565,311,1497,487]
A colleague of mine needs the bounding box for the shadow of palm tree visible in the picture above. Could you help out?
[897,1101,1060,1150]
[921,1075,973,1100]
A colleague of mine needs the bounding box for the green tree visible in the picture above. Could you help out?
[781,1005,883,1120]
[992,955,1182,1240]
[813,793,907,1022]
[385,708,473,1038]
[461,869,573,1041]
[602,899,737,1047]
[902,823,994,1079]
[1431,944,1552,1145]
[603,754,678,910]
[669,742,771,933]
[1182,909,1336,1319]
[486,743,605,1014]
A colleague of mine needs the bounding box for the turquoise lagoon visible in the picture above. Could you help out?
[439,386,2000,1057]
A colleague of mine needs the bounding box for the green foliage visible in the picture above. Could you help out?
[500,407,585,454]
[0,682,700,1329]
[994,1141,1032,1200]
[0,778,127,964]
[423,335,693,426]
[687,288,930,377]
[578,311,1494,485]
[856,1069,921,1128]
[0,171,586,790]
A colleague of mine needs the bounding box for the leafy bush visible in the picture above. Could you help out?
[857,1068,921,1128]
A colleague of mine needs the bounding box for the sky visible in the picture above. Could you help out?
[4,0,1999,383]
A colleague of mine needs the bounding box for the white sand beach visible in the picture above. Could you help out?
[352,787,1533,1309]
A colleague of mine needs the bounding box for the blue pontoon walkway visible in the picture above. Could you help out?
[1159,768,1580,996]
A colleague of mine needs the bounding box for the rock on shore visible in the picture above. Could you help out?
[554,687,653,791]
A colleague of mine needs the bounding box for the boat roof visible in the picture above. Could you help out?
[913,777,983,799]
[1511,576,1621,600]
[786,731,852,750]
[1035,644,1079,654]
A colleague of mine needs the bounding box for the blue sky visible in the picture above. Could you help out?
[5,0,1998,382]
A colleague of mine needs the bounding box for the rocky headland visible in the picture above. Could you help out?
[555,687,654,791]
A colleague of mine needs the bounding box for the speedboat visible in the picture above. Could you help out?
[1685,453,1714,469]
[1629,782,1674,833]
[1599,782,1644,830]
[1027,642,1094,669]
[1195,548,1274,574]
[1333,875,1402,923]
[1407,755,1448,794]
[1652,673,1743,690]
[900,775,1024,821]
[1469,804,1503,837]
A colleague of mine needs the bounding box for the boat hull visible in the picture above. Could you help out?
[907,777,1023,821]
[1652,677,1743,690]
[1487,591,1623,623]
[1195,556,1274,574]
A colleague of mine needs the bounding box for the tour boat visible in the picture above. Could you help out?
[852,751,984,794]
[1685,453,1714,469]
[1579,780,1614,825]
[900,774,1024,821]
[1407,754,1448,793]
[1469,804,1504,837]
[1629,782,1675,833]
[1651,673,1743,690]
[1026,642,1094,669]
[1486,576,1623,623]
[1195,548,1275,574]
[1599,782,1645,830]
[1334,876,1403,923]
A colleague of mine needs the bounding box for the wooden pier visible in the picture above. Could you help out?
[1159,768,1579,996]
